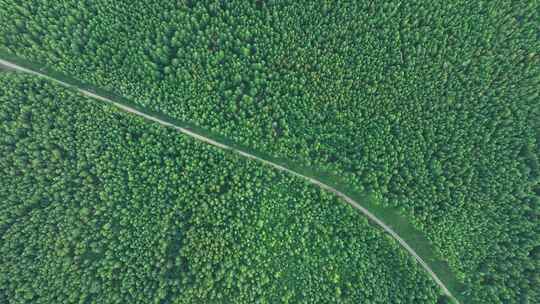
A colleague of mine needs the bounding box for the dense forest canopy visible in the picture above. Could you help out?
[0,74,445,303]
[0,0,538,303]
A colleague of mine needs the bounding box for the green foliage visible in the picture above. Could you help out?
[0,74,442,303]
[0,1,538,302]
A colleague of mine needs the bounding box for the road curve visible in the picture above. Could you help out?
[0,58,458,303]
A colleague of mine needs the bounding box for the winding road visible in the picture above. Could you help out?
[0,58,458,303]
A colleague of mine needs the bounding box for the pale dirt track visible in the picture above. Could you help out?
[0,58,458,303]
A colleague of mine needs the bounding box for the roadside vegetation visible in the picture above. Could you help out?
[0,1,538,303]
[0,73,447,303]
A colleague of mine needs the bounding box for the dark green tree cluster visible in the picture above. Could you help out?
[0,1,538,302]
[0,73,443,303]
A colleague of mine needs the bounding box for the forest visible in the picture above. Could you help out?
[0,73,448,303]
[0,1,539,303]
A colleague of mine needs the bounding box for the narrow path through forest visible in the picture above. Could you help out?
[0,58,458,303]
